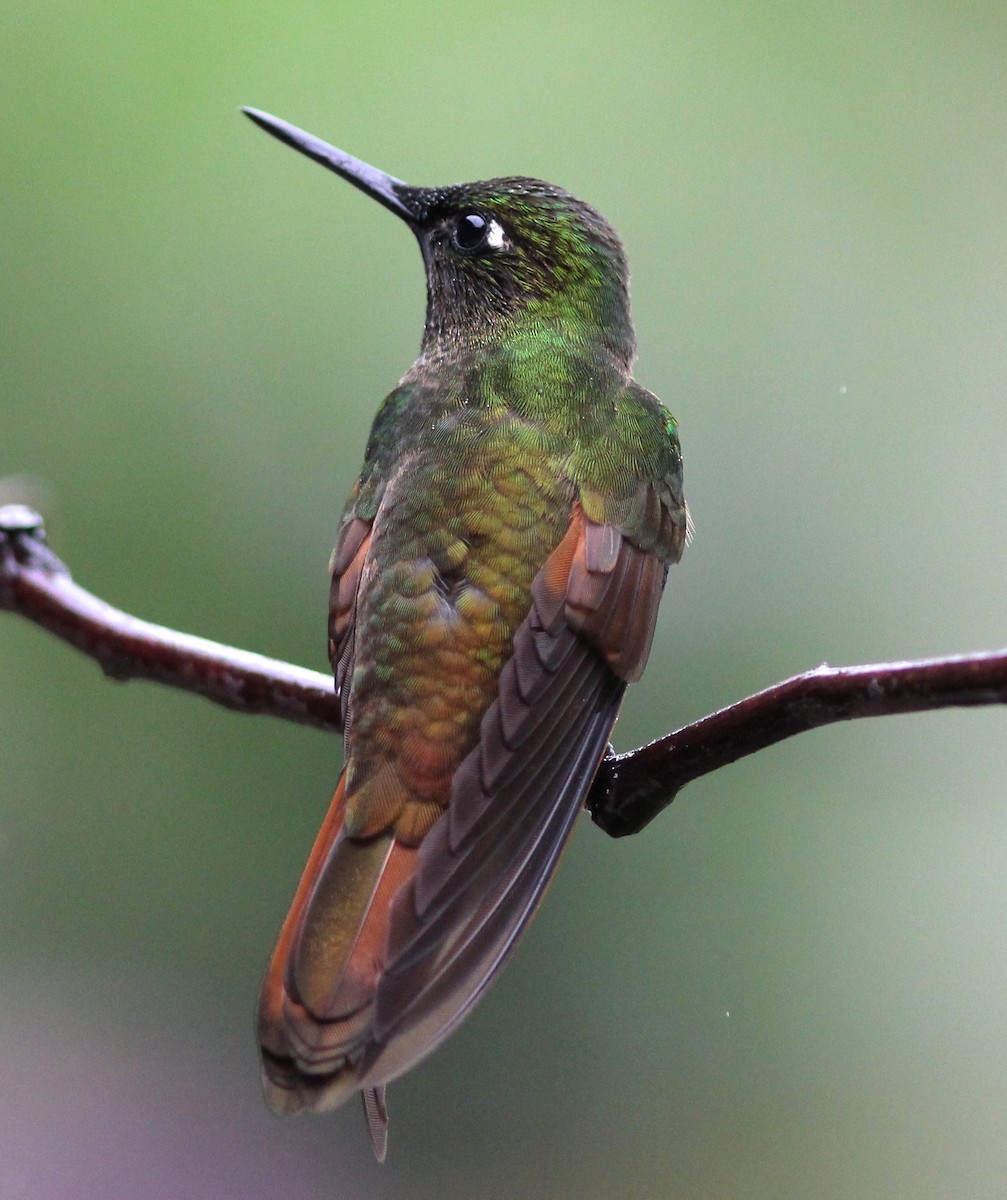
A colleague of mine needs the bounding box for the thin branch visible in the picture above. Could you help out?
[587,648,1007,836]
[3,504,1005,838]
[0,505,340,733]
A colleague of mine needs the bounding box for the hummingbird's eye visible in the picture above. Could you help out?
[452,212,490,251]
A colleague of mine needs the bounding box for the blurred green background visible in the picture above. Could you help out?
[2,2,1006,1197]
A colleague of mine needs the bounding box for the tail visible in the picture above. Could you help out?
[362,1086,388,1163]
[255,769,416,1142]
[256,771,351,1113]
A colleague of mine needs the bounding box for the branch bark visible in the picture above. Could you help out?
[3,504,1005,839]
[588,648,1007,835]
[0,505,340,733]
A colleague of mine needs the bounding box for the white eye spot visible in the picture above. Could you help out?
[486,219,507,249]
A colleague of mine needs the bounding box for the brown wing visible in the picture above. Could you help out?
[327,515,372,729]
[355,502,669,1087]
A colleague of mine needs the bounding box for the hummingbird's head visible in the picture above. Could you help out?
[243,109,635,367]
[396,178,633,364]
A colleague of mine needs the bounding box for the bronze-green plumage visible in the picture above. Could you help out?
[243,108,687,1161]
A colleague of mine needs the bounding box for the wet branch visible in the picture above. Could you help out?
[3,504,1005,839]
[587,648,1007,835]
[0,505,341,733]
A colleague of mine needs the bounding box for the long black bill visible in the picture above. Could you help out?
[242,107,417,223]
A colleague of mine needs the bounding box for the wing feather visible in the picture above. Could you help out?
[361,652,622,1085]
[328,516,372,727]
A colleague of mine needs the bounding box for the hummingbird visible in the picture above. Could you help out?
[243,107,688,1161]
